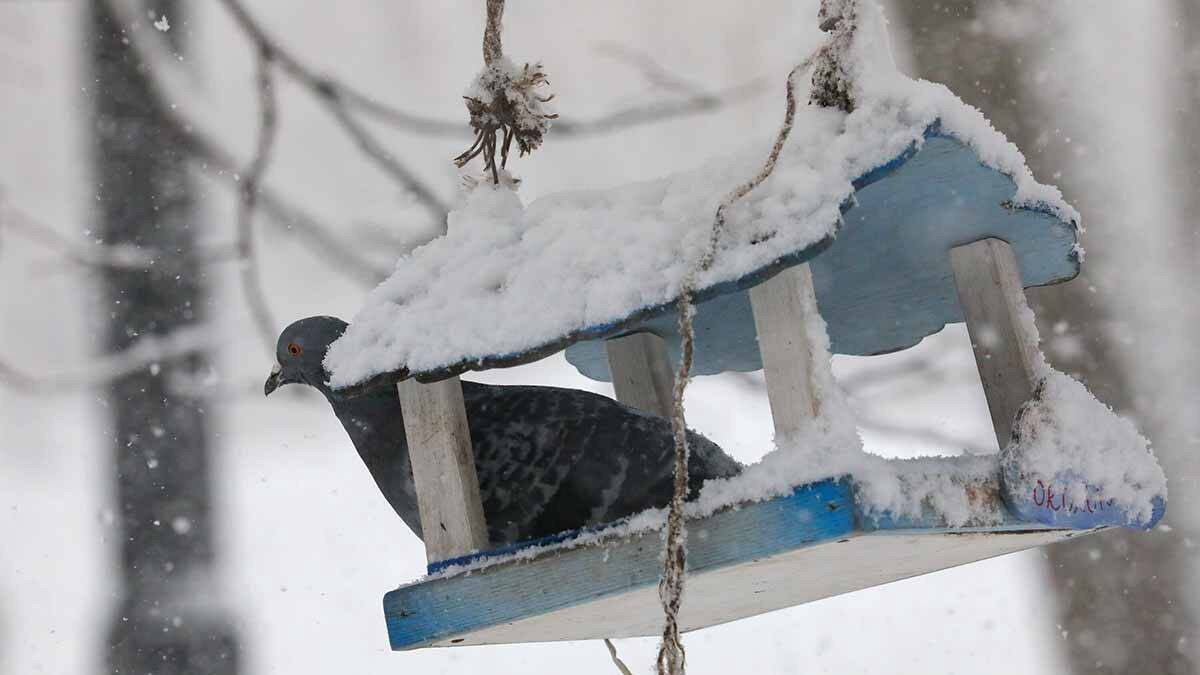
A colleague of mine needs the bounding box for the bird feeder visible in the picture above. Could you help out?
[322,11,1166,653]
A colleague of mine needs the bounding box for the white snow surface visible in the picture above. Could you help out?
[324,5,1077,389]
[432,262,1164,580]
[431,277,1005,581]
[1002,307,1168,523]
[682,271,1010,529]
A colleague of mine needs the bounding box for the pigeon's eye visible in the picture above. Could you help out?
[287,342,303,357]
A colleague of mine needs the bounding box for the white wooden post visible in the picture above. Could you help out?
[949,238,1041,448]
[605,332,675,417]
[397,377,490,563]
[748,264,821,443]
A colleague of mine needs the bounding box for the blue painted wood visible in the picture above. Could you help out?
[998,463,1166,530]
[382,469,1096,651]
[384,479,855,650]
[564,127,1080,380]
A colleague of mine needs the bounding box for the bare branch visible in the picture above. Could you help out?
[109,0,764,279]
[551,43,766,137]
[0,325,213,394]
[215,0,450,223]
[103,0,397,284]
[593,42,710,97]
[179,126,390,286]
[212,0,462,136]
[551,79,764,137]
[1,198,239,270]
[323,98,451,223]
[235,47,281,354]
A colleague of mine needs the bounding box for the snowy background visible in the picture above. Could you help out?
[1,2,1196,674]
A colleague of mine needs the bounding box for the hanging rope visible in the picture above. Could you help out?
[604,639,636,675]
[482,0,504,65]
[655,0,860,663]
[656,59,812,675]
[455,0,557,184]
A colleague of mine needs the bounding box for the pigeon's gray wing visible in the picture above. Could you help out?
[462,382,741,545]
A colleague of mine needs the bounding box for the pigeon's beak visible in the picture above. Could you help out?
[264,362,283,397]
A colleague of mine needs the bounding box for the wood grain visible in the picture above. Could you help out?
[397,377,490,563]
[605,332,675,417]
[749,263,820,443]
[949,238,1041,447]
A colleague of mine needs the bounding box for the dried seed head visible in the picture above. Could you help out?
[455,59,558,184]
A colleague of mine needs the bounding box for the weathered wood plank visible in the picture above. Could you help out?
[748,263,821,443]
[383,476,1081,650]
[949,238,1042,447]
[397,377,489,563]
[605,332,674,417]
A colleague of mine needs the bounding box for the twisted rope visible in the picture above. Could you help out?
[483,0,504,65]
[656,48,826,674]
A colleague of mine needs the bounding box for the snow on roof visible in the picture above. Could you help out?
[324,11,1077,391]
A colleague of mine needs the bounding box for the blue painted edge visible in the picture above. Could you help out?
[384,467,1129,651]
[998,463,1166,530]
[386,478,855,650]
[427,524,606,575]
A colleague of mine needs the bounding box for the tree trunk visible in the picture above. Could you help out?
[888,2,1199,673]
[89,2,240,673]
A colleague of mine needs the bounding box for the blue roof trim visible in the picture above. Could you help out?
[563,123,1081,381]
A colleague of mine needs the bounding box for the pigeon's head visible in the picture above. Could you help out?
[264,316,349,396]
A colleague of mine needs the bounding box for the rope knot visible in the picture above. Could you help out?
[455,59,557,184]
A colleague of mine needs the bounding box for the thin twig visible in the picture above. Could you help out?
[0,325,213,394]
[1,202,239,270]
[552,80,765,137]
[182,125,391,285]
[121,0,759,145]
[215,0,449,224]
[218,0,758,162]
[593,42,710,97]
[212,0,460,132]
[102,0,390,286]
[324,97,451,222]
[236,47,281,354]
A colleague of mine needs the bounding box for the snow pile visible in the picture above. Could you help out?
[691,276,1006,528]
[324,3,1076,389]
[1001,309,1167,525]
[691,273,864,513]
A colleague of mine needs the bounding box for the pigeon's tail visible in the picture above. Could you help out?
[685,429,743,498]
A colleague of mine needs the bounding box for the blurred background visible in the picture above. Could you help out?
[1,1,1196,673]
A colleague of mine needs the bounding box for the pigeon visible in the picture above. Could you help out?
[265,316,742,548]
